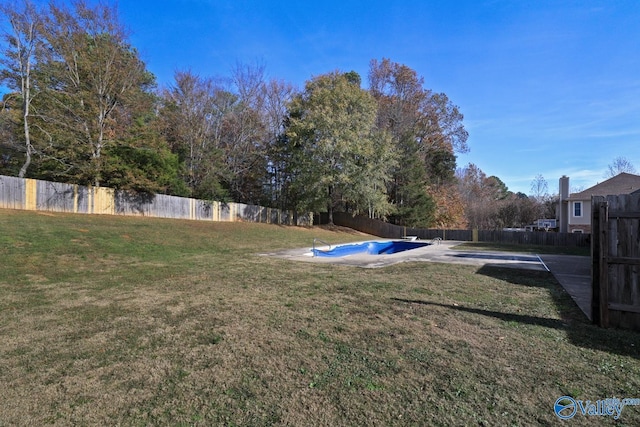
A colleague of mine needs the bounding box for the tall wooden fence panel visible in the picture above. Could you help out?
[592,194,640,331]
[477,230,589,246]
[0,175,26,210]
[35,180,75,212]
[0,175,312,226]
[332,212,588,247]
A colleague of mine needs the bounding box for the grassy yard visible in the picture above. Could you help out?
[0,209,638,426]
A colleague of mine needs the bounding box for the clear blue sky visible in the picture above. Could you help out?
[10,0,640,195]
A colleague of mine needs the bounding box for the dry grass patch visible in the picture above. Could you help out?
[0,209,639,426]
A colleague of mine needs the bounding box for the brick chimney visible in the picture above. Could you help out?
[558,176,569,233]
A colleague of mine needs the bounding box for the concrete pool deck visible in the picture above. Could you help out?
[538,254,592,320]
[262,240,548,270]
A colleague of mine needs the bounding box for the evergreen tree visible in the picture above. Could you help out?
[389,138,435,227]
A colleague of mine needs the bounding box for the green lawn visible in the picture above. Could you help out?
[1,209,638,426]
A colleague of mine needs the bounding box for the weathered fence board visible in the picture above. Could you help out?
[0,175,312,226]
[592,194,640,331]
[36,180,75,212]
[0,175,26,210]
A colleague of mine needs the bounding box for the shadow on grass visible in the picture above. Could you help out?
[475,264,555,288]
[391,298,567,329]
[392,265,640,360]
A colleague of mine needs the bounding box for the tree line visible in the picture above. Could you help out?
[0,0,580,229]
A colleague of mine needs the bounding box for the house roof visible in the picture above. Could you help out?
[569,173,640,200]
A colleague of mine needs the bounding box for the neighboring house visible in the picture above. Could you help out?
[523,219,557,232]
[558,173,640,233]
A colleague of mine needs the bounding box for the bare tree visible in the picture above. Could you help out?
[159,70,232,199]
[262,79,295,143]
[605,156,636,178]
[222,62,270,203]
[530,174,549,202]
[0,0,46,177]
[231,60,266,110]
[261,78,296,208]
[530,174,550,220]
[457,163,507,229]
[159,64,297,204]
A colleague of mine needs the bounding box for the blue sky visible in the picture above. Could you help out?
[7,0,640,195]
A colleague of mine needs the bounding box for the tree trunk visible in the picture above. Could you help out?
[18,76,32,178]
[18,143,32,178]
[18,104,32,177]
[327,185,334,225]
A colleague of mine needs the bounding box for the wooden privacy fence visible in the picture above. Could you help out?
[332,212,589,247]
[477,229,588,246]
[0,175,312,226]
[592,193,640,331]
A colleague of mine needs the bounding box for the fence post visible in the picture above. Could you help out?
[25,178,36,210]
[592,197,601,325]
[73,184,78,213]
[595,200,610,327]
[472,228,478,242]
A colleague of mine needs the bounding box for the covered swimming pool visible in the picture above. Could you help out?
[312,240,431,257]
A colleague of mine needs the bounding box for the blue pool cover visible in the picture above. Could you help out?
[312,240,430,257]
